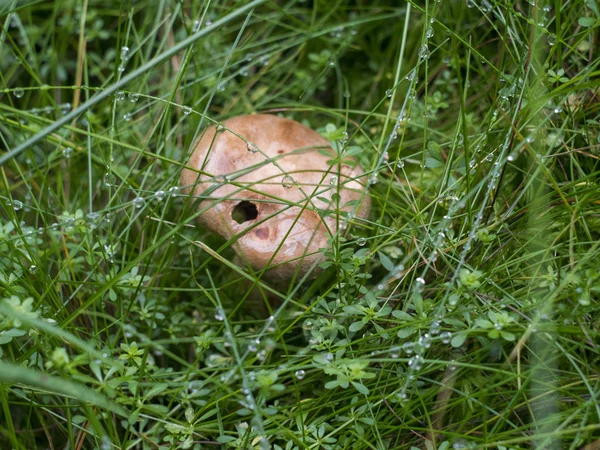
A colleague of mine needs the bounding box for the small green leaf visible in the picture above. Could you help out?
[578,16,597,27]
[349,321,365,332]
[378,251,395,271]
[397,327,416,338]
[352,381,369,395]
[451,331,468,348]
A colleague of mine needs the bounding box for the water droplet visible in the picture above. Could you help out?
[466,0,475,7]
[397,160,405,168]
[419,334,432,349]
[416,277,426,285]
[418,44,430,59]
[115,91,125,101]
[103,173,116,187]
[123,113,132,121]
[329,175,338,185]
[182,106,192,115]
[154,190,166,201]
[282,175,295,188]
[357,237,366,246]
[13,88,24,98]
[395,391,407,401]
[12,200,23,211]
[133,197,144,209]
[440,331,452,344]
[553,107,562,114]
[390,347,400,358]
[369,175,378,185]
[295,369,305,380]
[547,34,556,46]
[507,153,516,161]
[168,186,179,197]
[192,20,201,32]
[426,26,434,38]
[128,93,139,102]
[29,265,38,274]
[120,46,130,61]
[118,64,126,73]
[247,143,258,154]
[408,354,424,370]
[402,342,414,355]
[215,308,225,321]
[60,103,71,114]
[62,147,73,158]
[386,89,393,98]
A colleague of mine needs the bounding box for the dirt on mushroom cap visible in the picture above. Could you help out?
[181,114,371,282]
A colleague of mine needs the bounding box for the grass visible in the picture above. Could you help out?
[1,0,599,449]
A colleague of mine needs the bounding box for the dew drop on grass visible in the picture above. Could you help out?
[12,200,23,211]
[123,113,132,121]
[419,333,432,349]
[120,46,130,61]
[395,391,407,401]
[128,92,139,102]
[385,89,393,98]
[216,124,225,133]
[402,342,414,355]
[547,34,556,46]
[325,352,334,362]
[266,315,276,332]
[426,26,434,38]
[168,186,179,197]
[418,44,430,59]
[62,147,73,158]
[295,369,306,380]
[103,173,116,187]
[466,0,475,7]
[154,190,166,201]
[192,20,201,32]
[115,91,125,101]
[182,106,192,115]
[14,88,24,98]
[133,197,144,208]
[29,265,38,274]
[330,175,338,185]
[247,143,258,154]
[390,347,400,358]
[282,175,295,189]
[214,308,225,321]
[357,237,366,246]
[440,331,452,344]
[60,103,71,114]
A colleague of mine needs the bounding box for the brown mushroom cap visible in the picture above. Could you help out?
[180,114,370,282]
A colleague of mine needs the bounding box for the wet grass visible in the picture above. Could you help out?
[1,0,599,449]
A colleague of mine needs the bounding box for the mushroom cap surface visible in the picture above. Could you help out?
[181,114,370,282]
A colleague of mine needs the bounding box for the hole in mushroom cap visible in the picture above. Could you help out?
[232,201,258,224]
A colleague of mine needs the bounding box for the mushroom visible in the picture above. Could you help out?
[181,114,370,282]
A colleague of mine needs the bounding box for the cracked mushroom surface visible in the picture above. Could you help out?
[181,114,371,282]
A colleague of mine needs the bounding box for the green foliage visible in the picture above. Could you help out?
[1,0,600,449]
